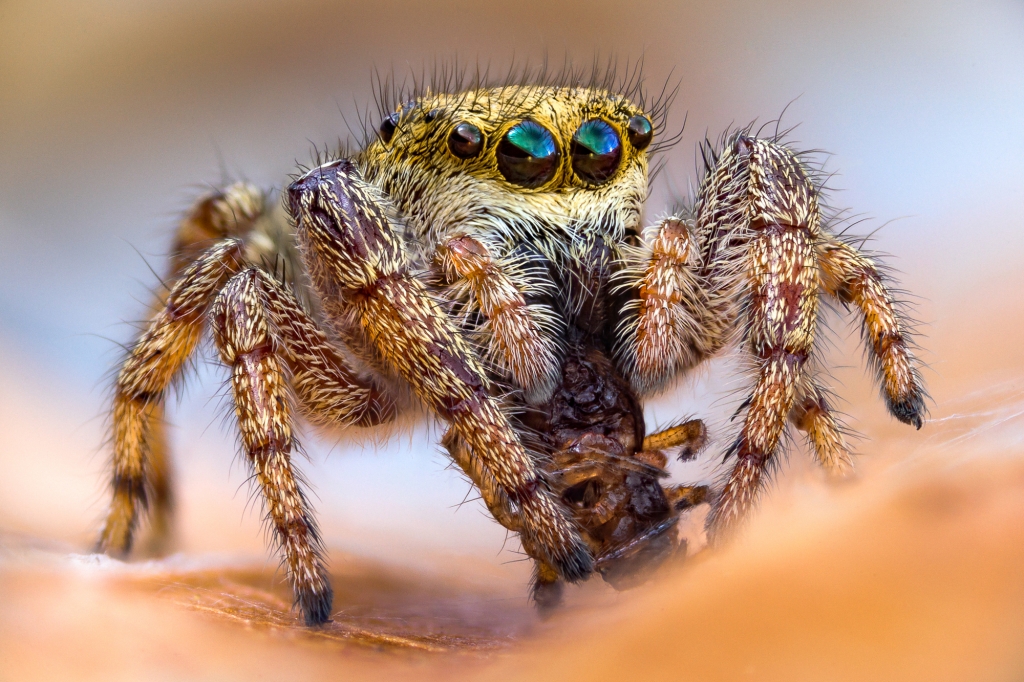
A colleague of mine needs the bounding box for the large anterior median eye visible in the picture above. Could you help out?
[496,120,559,187]
[571,119,622,184]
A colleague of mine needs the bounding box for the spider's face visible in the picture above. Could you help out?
[358,86,654,243]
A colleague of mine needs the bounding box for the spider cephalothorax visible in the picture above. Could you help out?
[96,75,926,625]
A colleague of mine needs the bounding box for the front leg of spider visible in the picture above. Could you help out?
[287,159,593,583]
[699,136,926,542]
[211,265,400,627]
[210,270,339,625]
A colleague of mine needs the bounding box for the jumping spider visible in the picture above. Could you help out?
[97,74,926,625]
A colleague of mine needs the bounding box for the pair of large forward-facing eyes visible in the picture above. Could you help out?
[449,117,652,187]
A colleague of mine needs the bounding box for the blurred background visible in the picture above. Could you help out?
[1,0,1023,680]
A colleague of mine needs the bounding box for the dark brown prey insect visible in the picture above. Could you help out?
[95,79,927,625]
[517,345,710,610]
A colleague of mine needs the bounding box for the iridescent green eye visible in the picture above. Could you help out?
[626,115,653,150]
[448,122,483,158]
[496,120,559,187]
[571,119,622,184]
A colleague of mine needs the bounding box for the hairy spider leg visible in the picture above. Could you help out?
[258,274,396,428]
[168,182,268,275]
[819,239,926,427]
[210,270,333,626]
[664,484,712,511]
[99,183,273,553]
[440,429,519,530]
[142,414,173,553]
[642,418,708,460]
[602,130,924,545]
[441,427,568,614]
[287,159,593,583]
[530,560,564,616]
[615,217,710,395]
[698,136,834,541]
[694,134,926,542]
[642,420,713,529]
[790,376,854,477]
[438,234,561,403]
[98,238,246,555]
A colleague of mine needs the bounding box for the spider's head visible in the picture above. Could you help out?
[357,86,655,245]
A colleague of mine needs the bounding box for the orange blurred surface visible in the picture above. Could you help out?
[4,365,1024,681]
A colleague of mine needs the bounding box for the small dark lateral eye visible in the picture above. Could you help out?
[425,109,441,123]
[378,112,400,144]
[448,122,484,159]
[496,120,559,187]
[626,115,653,150]
[571,119,622,184]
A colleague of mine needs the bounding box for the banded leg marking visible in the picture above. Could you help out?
[258,274,397,428]
[440,428,519,532]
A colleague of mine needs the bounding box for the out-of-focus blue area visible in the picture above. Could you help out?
[1,0,1021,389]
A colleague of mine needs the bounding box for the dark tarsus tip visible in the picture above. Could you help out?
[530,579,564,618]
[298,582,334,627]
[678,445,700,461]
[674,485,711,511]
[889,391,926,430]
[677,420,709,461]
